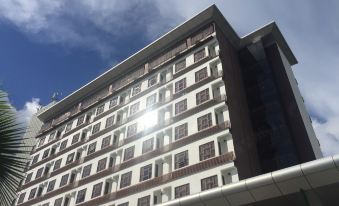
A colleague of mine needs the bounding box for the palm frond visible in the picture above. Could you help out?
[0,90,30,206]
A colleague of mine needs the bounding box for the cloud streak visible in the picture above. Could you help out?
[0,0,338,156]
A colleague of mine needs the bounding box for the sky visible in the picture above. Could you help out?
[0,0,338,156]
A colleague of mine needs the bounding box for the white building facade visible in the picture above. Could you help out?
[15,5,321,206]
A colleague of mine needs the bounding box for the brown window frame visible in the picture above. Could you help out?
[127,123,138,138]
[120,171,132,188]
[175,99,187,115]
[17,192,26,204]
[66,152,75,165]
[47,179,56,192]
[142,138,153,154]
[109,97,118,108]
[59,173,69,187]
[76,188,86,204]
[137,195,150,206]
[101,136,111,149]
[96,104,105,116]
[28,188,37,200]
[25,172,33,184]
[77,115,85,126]
[54,197,63,206]
[140,164,152,182]
[195,67,208,83]
[148,75,157,87]
[175,150,189,169]
[132,83,141,96]
[71,133,80,144]
[82,164,92,178]
[201,175,218,191]
[197,113,212,131]
[59,139,68,151]
[87,142,96,155]
[105,115,115,128]
[65,122,73,132]
[175,59,186,73]
[97,157,107,172]
[175,183,190,198]
[174,123,188,140]
[42,148,50,159]
[146,93,156,107]
[130,102,140,115]
[123,146,135,161]
[175,78,186,93]
[91,182,103,198]
[199,141,215,161]
[92,122,101,134]
[196,88,210,105]
[35,167,44,179]
[53,159,62,171]
[194,49,206,62]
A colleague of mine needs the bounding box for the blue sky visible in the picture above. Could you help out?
[0,0,338,156]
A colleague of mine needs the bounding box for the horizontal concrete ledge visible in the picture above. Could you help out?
[160,154,339,206]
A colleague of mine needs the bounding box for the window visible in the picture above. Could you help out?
[109,97,118,108]
[96,104,105,115]
[199,141,215,161]
[91,182,103,198]
[105,115,114,128]
[65,122,73,132]
[97,158,107,172]
[142,138,153,154]
[31,154,39,165]
[48,132,55,142]
[148,76,157,87]
[77,115,85,126]
[194,49,205,62]
[175,151,189,169]
[175,184,190,198]
[196,88,210,105]
[127,123,138,137]
[130,102,140,115]
[35,167,44,179]
[195,67,208,82]
[175,99,187,115]
[53,159,62,171]
[175,78,186,93]
[82,164,92,178]
[54,197,63,206]
[118,203,129,206]
[60,174,69,187]
[201,175,218,191]
[25,173,33,184]
[137,195,150,206]
[87,142,96,155]
[101,136,111,149]
[66,153,75,164]
[92,122,101,134]
[146,94,156,107]
[28,188,37,200]
[140,164,152,181]
[42,148,50,159]
[71,133,80,144]
[17,192,26,204]
[175,123,188,140]
[76,189,86,204]
[59,140,68,151]
[120,171,132,188]
[123,146,135,161]
[175,59,186,73]
[132,84,141,96]
[47,179,56,192]
[197,113,212,131]
[38,137,46,147]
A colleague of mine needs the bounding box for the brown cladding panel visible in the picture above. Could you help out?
[215,25,261,179]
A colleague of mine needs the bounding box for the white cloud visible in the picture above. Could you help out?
[0,0,338,156]
[16,98,41,125]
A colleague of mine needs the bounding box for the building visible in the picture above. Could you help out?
[15,5,322,206]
